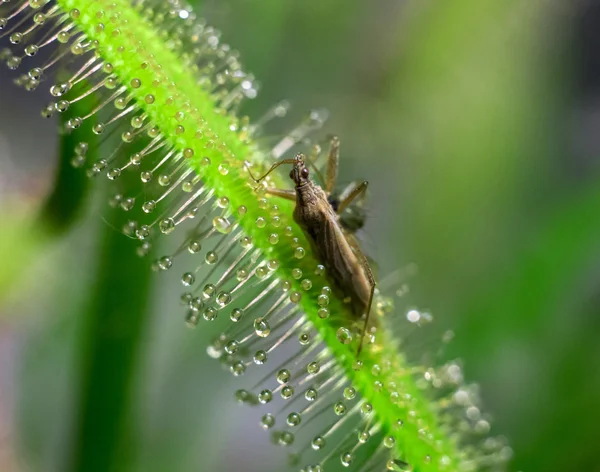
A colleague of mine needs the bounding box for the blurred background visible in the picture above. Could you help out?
[1,0,599,471]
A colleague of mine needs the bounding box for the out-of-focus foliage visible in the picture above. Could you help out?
[1,1,599,471]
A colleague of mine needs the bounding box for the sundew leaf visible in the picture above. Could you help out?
[0,1,512,470]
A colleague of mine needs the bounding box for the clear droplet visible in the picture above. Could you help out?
[311,436,325,450]
[258,389,272,404]
[276,369,291,384]
[260,414,275,430]
[254,317,271,338]
[181,272,195,286]
[230,308,244,322]
[305,388,318,402]
[336,327,353,345]
[188,240,202,254]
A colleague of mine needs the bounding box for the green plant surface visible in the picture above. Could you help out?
[48,0,471,469]
[2,1,599,472]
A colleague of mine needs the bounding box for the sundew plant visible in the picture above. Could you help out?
[0,1,515,471]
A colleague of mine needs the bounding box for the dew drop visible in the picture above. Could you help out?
[281,386,294,399]
[120,197,135,211]
[383,435,396,448]
[188,240,202,253]
[311,436,325,450]
[255,216,266,228]
[142,200,156,213]
[253,350,267,365]
[93,123,105,135]
[189,297,203,311]
[205,251,218,264]
[181,272,195,286]
[234,389,252,404]
[218,162,229,175]
[298,332,311,345]
[158,256,172,271]
[258,389,272,404]
[276,369,291,384]
[216,291,231,307]
[289,291,302,303]
[317,308,330,319]
[230,308,244,322]
[159,218,175,234]
[317,294,329,307]
[336,327,353,345]
[158,174,171,186]
[202,284,216,299]
[277,431,294,446]
[185,310,200,327]
[301,279,312,290]
[225,340,238,354]
[334,402,347,416]
[230,361,245,376]
[107,168,121,180]
[307,362,320,375]
[260,414,275,430]
[294,247,306,259]
[203,306,218,321]
[140,171,153,183]
[136,225,150,240]
[212,216,232,234]
[286,412,301,427]
[253,317,271,338]
[291,268,302,279]
[343,387,356,400]
[268,233,279,245]
[340,452,354,467]
[304,388,318,402]
[358,431,370,443]
[386,459,411,471]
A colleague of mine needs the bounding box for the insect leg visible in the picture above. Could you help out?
[325,136,340,195]
[356,248,376,356]
[264,187,296,201]
[337,180,368,214]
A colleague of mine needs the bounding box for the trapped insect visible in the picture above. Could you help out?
[248,137,376,353]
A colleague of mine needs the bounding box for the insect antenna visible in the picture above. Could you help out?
[246,158,297,183]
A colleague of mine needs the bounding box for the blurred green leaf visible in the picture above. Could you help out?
[67,177,154,472]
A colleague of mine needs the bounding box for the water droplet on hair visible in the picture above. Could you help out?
[230,308,244,322]
[258,389,272,404]
[260,414,275,430]
[304,388,317,402]
[286,412,301,427]
[159,218,175,234]
[230,361,245,376]
[213,216,232,234]
[188,240,201,253]
[253,350,267,365]
[253,317,271,337]
[158,256,172,271]
[334,402,347,416]
[336,327,352,344]
[340,452,354,467]
[311,436,325,450]
[202,284,216,299]
[203,306,218,321]
[181,273,195,286]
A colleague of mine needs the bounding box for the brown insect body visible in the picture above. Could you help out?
[293,174,370,318]
[248,144,376,354]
